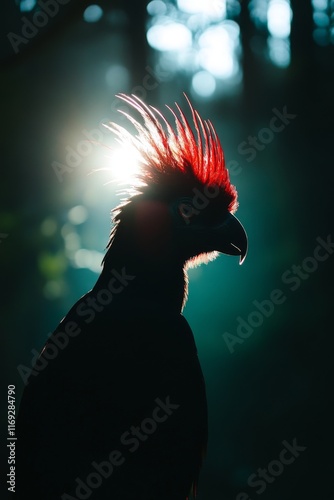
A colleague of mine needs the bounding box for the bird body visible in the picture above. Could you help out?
[17,300,207,499]
[16,94,247,499]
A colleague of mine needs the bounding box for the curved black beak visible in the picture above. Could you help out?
[216,213,248,265]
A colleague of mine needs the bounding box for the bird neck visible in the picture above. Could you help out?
[94,235,188,314]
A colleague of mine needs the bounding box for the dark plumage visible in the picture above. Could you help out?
[16,94,247,499]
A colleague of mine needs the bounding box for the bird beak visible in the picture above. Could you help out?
[215,213,248,265]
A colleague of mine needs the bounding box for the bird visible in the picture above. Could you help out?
[16,94,247,500]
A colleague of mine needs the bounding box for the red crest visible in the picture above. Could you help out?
[107,94,238,213]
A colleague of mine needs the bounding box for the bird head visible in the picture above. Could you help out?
[103,94,247,268]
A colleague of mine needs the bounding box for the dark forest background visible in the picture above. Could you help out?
[1,1,333,498]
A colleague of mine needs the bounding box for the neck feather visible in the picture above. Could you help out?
[96,226,188,314]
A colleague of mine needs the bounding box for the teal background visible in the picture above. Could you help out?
[1,1,333,498]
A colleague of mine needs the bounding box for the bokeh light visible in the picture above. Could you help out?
[177,0,226,19]
[146,0,242,94]
[312,0,333,45]
[83,4,104,23]
[105,65,130,91]
[2,1,334,498]
[67,205,88,225]
[147,0,167,16]
[73,248,103,273]
[268,36,291,67]
[198,22,240,79]
[312,0,328,9]
[191,70,217,97]
[19,0,36,12]
[40,217,57,237]
[147,21,192,51]
[267,0,292,38]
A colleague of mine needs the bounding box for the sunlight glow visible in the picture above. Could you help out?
[107,147,142,185]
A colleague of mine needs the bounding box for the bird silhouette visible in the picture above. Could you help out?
[16,94,247,499]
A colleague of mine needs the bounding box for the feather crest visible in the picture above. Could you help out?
[106,93,237,211]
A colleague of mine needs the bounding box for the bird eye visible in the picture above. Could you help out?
[178,202,194,223]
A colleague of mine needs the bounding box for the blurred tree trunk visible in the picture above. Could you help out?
[121,0,148,88]
[239,0,260,123]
